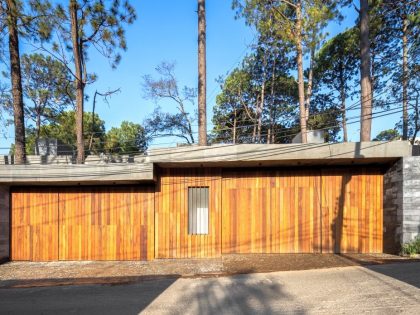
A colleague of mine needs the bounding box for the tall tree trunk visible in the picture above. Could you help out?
[296,2,307,143]
[268,54,276,144]
[340,85,348,143]
[359,0,373,142]
[70,0,84,163]
[36,110,41,140]
[6,0,26,164]
[198,0,207,145]
[233,108,237,144]
[402,14,408,140]
[252,115,257,143]
[411,91,419,145]
[257,54,267,143]
[339,65,348,142]
[305,47,315,124]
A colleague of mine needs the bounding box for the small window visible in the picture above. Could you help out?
[188,187,209,235]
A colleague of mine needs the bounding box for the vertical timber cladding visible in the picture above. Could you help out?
[11,188,59,261]
[321,168,383,253]
[59,186,154,260]
[222,167,384,254]
[155,168,222,258]
[11,186,154,261]
[222,169,322,254]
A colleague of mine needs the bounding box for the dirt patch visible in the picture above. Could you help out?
[1,254,418,288]
[221,253,420,274]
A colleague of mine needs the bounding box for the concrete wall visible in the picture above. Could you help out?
[384,157,420,253]
[0,186,9,262]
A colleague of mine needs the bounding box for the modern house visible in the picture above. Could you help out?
[0,141,419,262]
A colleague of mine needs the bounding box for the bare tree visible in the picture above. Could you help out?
[143,62,196,144]
[198,0,207,145]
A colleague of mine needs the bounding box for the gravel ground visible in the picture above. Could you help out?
[0,253,418,288]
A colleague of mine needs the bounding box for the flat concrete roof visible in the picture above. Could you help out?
[147,141,413,167]
[0,163,154,185]
[0,141,414,184]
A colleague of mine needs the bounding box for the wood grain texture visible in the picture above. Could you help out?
[11,188,59,261]
[59,186,154,260]
[155,168,222,258]
[321,168,383,253]
[222,169,322,254]
[11,186,154,261]
[10,167,384,261]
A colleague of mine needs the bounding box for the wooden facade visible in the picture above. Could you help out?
[222,169,322,254]
[321,169,383,253]
[11,186,154,261]
[155,168,222,258]
[9,166,384,261]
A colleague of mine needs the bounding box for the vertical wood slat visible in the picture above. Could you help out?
[221,168,383,254]
[221,169,322,254]
[59,186,154,260]
[154,168,222,258]
[10,166,384,261]
[11,186,154,261]
[11,188,59,261]
[320,168,383,253]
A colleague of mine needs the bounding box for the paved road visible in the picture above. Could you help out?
[0,262,419,314]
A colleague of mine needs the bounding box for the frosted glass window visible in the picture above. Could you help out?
[188,187,209,235]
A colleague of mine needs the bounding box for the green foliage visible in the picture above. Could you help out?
[51,0,137,69]
[21,53,74,134]
[22,110,106,155]
[12,113,148,156]
[314,27,359,99]
[232,0,341,47]
[373,129,401,141]
[105,121,147,154]
[212,34,341,144]
[212,42,299,144]
[401,236,420,256]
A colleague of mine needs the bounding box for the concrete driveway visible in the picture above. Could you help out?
[0,262,419,315]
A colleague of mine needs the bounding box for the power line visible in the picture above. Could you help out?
[0,104,408,168]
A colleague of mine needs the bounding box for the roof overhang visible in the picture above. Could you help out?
[0,141,414,185]
[147,141,413,167]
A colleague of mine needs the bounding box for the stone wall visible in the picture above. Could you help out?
[0,186,9,262]
[383,159,403,253]
[383,157,420,254]
[402,157,420,243]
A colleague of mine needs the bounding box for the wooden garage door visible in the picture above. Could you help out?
[222,168,383,254]
[11,186,154,261]
[11,188,59,261]
[321,168,383,253]
[222,169,322,254]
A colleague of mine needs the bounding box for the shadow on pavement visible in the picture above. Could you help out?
[0,275,179,314]
[146,273,307,315]
[365,262,420,289]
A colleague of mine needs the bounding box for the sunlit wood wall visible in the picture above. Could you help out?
[222,169,322,254]
[321,168,383,253]
[154,168,222,258]
[11,186,154,261]
[10,167,384,261]
[222,167,383,254]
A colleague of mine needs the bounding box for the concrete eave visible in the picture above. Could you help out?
[147,141,413,167]
[0,163,154,185]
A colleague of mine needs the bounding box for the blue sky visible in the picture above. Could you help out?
[1,0,401,152]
